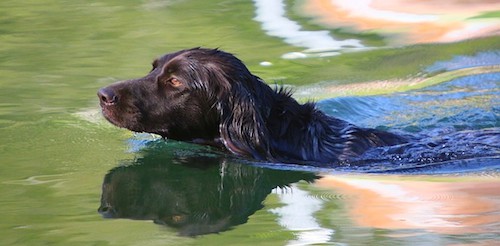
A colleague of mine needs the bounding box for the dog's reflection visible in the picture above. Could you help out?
[98,144,318,236]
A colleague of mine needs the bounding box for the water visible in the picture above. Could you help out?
[1,0,500,245]
[314,73,500,172]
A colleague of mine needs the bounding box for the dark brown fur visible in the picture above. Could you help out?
[98,48,406,164]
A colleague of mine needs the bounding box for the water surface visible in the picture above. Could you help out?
[1,0,499,245]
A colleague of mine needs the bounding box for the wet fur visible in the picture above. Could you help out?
[98,48,406,164]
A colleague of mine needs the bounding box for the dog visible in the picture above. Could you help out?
[98,48,406,164]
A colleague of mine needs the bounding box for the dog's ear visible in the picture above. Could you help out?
[186,48,272,160]
[217,79,271,161]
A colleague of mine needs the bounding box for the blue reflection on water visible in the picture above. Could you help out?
[318,72,500,132]
[425,51,500,73]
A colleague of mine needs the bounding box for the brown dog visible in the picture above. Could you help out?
[98,48,405,164]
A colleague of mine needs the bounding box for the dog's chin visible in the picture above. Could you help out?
[100,108,171,139]
[100,107,140,132]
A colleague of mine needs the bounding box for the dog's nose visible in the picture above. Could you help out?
[98,87,118,105]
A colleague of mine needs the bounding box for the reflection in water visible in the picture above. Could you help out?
[304,0,500,44]
[98,142,318,236]
[97,140,500,243]
[425,51,500,73]
[270,184,334,245]
[319,72,500,132]
[328,0,438,23]
[317,175,500,237]
[252,0,364,58]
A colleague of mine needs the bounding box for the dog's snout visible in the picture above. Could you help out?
[98,87,118,105]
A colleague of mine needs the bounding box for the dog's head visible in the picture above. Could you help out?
[98,48,272,159]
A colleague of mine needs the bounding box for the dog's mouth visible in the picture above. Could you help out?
[99,105,123,127]
[100,104,135,129]
[100,101,116,107]
[99,104,171,138]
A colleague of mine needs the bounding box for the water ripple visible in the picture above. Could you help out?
[307,192,353,201]
[3,174,67,186]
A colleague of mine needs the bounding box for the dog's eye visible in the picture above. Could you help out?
[168,78,182,87]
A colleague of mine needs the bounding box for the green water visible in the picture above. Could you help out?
[1,0,499,245]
